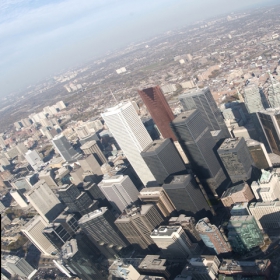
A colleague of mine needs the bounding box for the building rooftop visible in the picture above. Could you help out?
[61,239,78,259]
[139,187,163,197]
[169,215,194,225]
[221,183,247,198]
[138,255,167,271]
[218,137,242,150]
[179,87,209,98]
[196,218,215,233]
[142,139,169,153]
[151,226,181,237]
[249,201,280,208]
[219,259,270,273]
[172,110,197,124]
[78,207,107,224]
[164,175,190,185]
[259,169,273,184]
[117,204,152,221]
[80,140,97,150]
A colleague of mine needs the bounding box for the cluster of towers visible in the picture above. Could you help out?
[14,84,280,280]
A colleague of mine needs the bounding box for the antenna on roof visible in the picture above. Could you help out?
[110,88,118,105]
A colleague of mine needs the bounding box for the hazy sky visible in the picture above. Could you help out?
[0,0,278,96]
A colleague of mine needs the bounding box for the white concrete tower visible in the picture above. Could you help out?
[101,102,156,186]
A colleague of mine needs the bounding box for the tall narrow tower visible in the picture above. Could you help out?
[138,86,177,141]
[171,110,227,197]
[178,87,230,138]
[101,102,156,186]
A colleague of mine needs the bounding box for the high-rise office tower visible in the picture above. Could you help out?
[251,169,280,201]
[26,180,64,223]
[178,87,230,138]
[61,239,107,280]
[78,154,103,176]
[227,215,264,253]
[98,175,139,214]
[138,187,176,218]
[101,102,156,186]
[171,110,227,196]
[58,184,96,217]
[151,226,200,259]
[162,175,210,219]
[115,204,164,250]
[5,256,37,279]
[138,86,177,141]
[141,139,186,185]
[218,138,254,184]
[169,215,201,243]
[78,208,129,250]
[10,189,28,208]
[25,150,43,171]
[21,215,57,256]
[267,74,280,108]
[244,84,266,113]
[257,109,280,155]
[52,134,81,162]
[43,212,80,249]
[220,182,255,210]
[80,140,107,164]
[249,201,280,230]
[196,218,232,255]
[246,139,272,170]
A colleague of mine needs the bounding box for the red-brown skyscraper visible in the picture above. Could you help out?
[138,86,177,141]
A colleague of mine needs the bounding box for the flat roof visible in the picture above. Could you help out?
[218,137,242,150]
[172,110,197,125]
[138,255,167,270]
[78,207,107,224]
[151,226,181,237]
[221,183,246,198]
[142,139,168,153]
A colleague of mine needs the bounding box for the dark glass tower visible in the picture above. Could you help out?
[171,110,228,197]
[141,139,186,185]
[178,87,230,138]
[163,175,211,219]
[138,86,177,141]
[61,238,107,280]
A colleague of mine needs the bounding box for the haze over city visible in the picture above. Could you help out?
[0,0,279,95]
[1,1,280,280]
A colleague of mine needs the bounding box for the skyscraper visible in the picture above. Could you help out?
[61,239,107,280]
[227,215,264,253]
[5,256,37,279]
[58,184,96,217]
[115,204,163,250]
[178,87,230,138]
[141,139,186,185]
[138,86,177,141]
[218,138,254,184]
[246,139,272,170]
[101,102,156,186]
[26,180,64,223]
[80,140,107,164]
[98,175,139,214]
[249,201,280,230]
[267,74,280,108]
[43,212,80,249]
[169,215,201,244]
[151,226,199,259]
[162,175,210,219]
[171,110,227,196]
[52,134,81,162]
[138,187,176,218]
[25,150,43,171]
[257,109,280,155]
[196,218,232,255]
[78,207,129,250]
[244,84,266,113]
[21,215,57,256]
[251,169,280,201]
